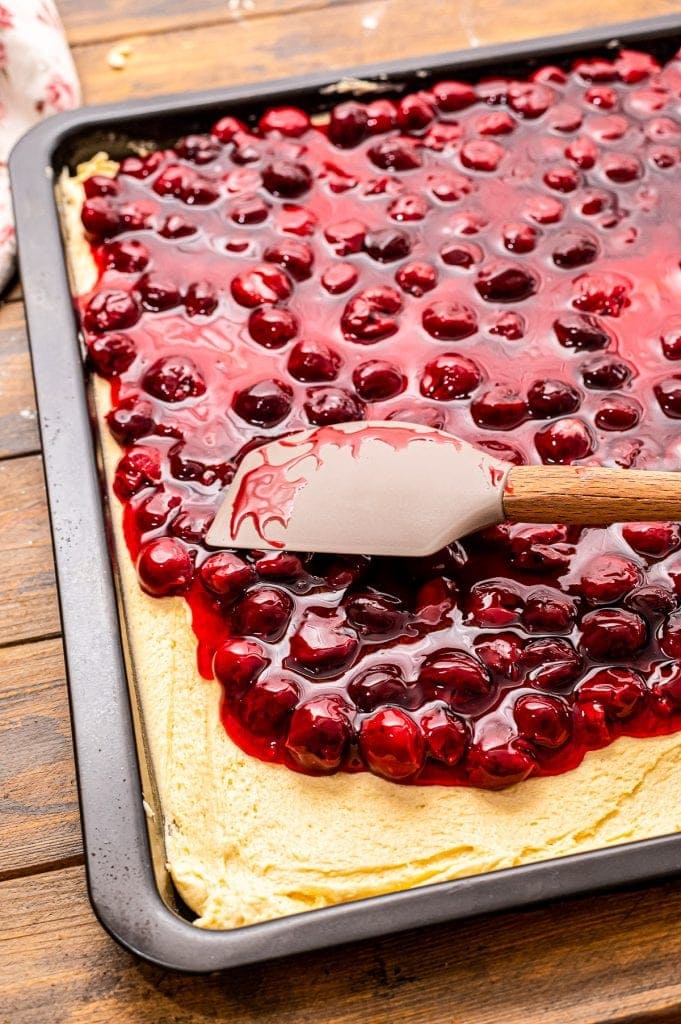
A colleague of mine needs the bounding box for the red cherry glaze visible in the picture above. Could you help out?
[78,50,681,789]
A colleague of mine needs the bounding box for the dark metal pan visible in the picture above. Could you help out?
[10,13,681,972]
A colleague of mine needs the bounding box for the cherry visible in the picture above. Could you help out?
[264,240,314,281]
[460,139,505,172]
[522,589,576,633]
[471,386,528,430]
[514,694,571,748]
[552,230,599,269]
[285,696,353,772]
[626,584,677,621]
[502,222,538,253]
[368,138,423,171]
[615,49,659,83]
[581,357,632,389]
[353,360,406,401]
[427,171,474,202]
[168,442,232,486]
[364,228,412,263]
[565,135,598,168]
[247,306,298,348]
[237,675,300,737]
[184,280,218,317]
[651,662,681,711]
[475,262,537,302]
[654,377,681,418]
[199,552,256,601]
[520,638,582,689]
[83,174,119,198]
[432,80,476,110]
[466,741,536,789]
[143,356,206,402]
[87,333,136,378]
[475,110,516,134]
[524,194,564,224]
[159,214,197,238]
[83,290,140,332]
[81,197,121,237]
[261,160,312,197]
[594,396,641,431]
[103,239,149,273]
[288,611,358,676]
[107,396,155,445]
[574,57,617,82]
[328,101,368,147]
[321,263,358,294]
[474,632,524,680]
[136,490,181,533]
[580,608,647,661]
[603,154,642,183]
[489,312,525,340]
[579,554,640,605]
[466,580,524,626]
[324,219,366,255]
[535,418,593,463]
[440,241,482,269]
[213,637,268,694]
[255,552,306,580]
[231,264,292,307]
[508,81,555,118]
[176,134,220,164]
[388,193,430,222]
[526,379,580,418]
[622,522,681,559]
[137,537,193,596]
[259,106,310,137]
[153,165,219,204]
[366,99,399,133]
[232,379,293,427]
[578,668,646,718]
[348,665,413,711]
[119,152,165,178]
[660,321,681,360]
[419,649,494,713]
[345,592,404,637]
[421,301,477,340]
[544,166,580,193]
[397,92,435,131]
[304,386,365,426]
[421,707,468,765]
[113,446,161,499]
[169,507,214,543]
[230,195,270,225]
[359,708,425,780]
[572,272,630,317]
[235,586,293,642]
[658,610,681,658]
[137,275,181,312]
[287,339,341,382]
[395,261,437,296]
[341,286,402,343]
[420,353,481,401]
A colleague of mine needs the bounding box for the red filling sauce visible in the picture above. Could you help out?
[78,47,681,787]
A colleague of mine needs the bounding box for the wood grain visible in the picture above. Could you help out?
[505,465,681,524]
[0,302,39,460]
[4,865,681,1024]
[59,0,345,46]
[71,0,680,105]
[0,455,60,646]
[0,639,81,879]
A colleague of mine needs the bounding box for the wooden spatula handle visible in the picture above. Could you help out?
[504,466,681,524]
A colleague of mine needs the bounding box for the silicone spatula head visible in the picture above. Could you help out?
[206,421,511,557]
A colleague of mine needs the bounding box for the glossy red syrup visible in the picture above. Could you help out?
[79,47,681,787]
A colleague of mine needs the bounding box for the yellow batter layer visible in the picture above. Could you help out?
[59,155,681,930]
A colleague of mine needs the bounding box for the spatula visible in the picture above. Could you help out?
[206,420,681,558]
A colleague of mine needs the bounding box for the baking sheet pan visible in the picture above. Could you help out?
[10,13,681,972]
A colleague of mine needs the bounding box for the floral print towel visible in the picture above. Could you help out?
[1,1,80,289]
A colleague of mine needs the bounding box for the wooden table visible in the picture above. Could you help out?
[4,1,681,1019]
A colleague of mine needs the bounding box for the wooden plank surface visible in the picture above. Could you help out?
[0,302,39,460]
[3,865,681,1024]
[71,0,680,105]
[0,455,60,646]
[0,639,81,879]
[3,0,681,1020]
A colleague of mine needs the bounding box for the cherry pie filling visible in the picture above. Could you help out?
[78,46,681,788]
